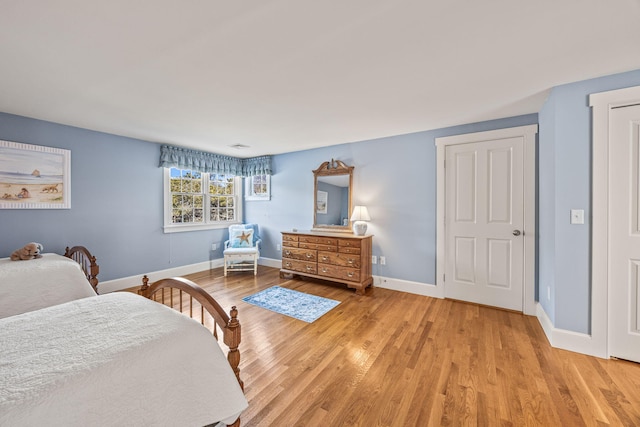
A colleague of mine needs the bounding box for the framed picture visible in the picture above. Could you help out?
[245,174,271,201]
[0,140,71,209]
[316,190,328,214]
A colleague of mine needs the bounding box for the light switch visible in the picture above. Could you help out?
[570,209,584,225]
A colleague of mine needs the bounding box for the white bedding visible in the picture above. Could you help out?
[0,292,248,426]
[0,253,97,319]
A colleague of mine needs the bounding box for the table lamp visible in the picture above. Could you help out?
[350,206,371,236]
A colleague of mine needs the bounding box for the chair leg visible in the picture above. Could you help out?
[254,257,258,275]
[224,256,228,276]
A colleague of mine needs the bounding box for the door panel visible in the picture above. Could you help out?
[455,151,476,222]
[488,147,512,224]
[445,137,524,311]
[487,239,511,288]
[610,105,640,362]
[454,237,476,284]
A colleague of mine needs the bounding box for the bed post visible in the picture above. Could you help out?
[138,275,150,297]
[225,305,243,391]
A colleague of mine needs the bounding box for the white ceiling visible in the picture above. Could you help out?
[1,1,640,158]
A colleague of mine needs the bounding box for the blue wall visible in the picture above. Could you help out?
[0,112,536,289]
[538,68,640,334]
[5,66,640,337]
[0,113,226,281]
[245,114,538,286]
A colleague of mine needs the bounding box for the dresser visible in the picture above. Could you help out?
[280,231,373,295]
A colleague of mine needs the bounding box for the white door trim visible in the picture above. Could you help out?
[435,124,538,315]
[589,84,640,359]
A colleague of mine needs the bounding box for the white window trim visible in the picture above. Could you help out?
[244,174,271,201]
[163,168,243,233]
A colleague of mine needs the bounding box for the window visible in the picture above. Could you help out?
[164,168,242,233]
[245,174,271,201]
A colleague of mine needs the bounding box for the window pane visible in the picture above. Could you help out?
[172,209,182,223]
[167,169,237,227]
[192,179,202,193]
[172,194,181,209]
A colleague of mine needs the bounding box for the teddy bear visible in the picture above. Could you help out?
[10,242,44,261]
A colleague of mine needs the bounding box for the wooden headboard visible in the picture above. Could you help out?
[64,246,99,293]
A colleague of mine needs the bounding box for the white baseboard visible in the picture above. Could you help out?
[374,276,443,298]
[258,257,282,269]
[535,303,606,358]
[99,258,225,294]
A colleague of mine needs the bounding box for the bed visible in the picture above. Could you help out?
[0,263,248,426]
[0,247,99,319]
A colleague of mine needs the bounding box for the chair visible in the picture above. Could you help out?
[223,223,261,276]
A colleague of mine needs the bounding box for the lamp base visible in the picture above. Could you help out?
[352,221,367,236]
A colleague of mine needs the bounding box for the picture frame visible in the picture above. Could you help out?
[0,140,71,209]
[316,190,328,214]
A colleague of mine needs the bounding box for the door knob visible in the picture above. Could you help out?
[513,230,522,236]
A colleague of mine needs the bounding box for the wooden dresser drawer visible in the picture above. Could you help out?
[282,247,317,262]
[338,239,361,249]
[282,234,299,242]
[318,264,361,282]
[318,251,361,268]
[282,259,317,275]
[299,236,338,246]
[338,246,361,254]
[299,242,337,251]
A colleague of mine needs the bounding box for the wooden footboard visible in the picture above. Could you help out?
[64,246,99,293]
[138,275,243,392]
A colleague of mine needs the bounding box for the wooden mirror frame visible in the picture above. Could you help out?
[312,159,354,233]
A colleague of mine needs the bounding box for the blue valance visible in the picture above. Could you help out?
[159,145,272,177]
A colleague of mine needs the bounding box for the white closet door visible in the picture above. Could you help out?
[610,104,640,363]
[444,137,524,311]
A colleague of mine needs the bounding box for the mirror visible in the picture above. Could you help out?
[312,159,353,232]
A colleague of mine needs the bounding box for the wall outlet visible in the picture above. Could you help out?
[570,209,584,224]
[211,243,217,251]
[277,244,281,251]
[372,255,377,264]
[380,256,386,265]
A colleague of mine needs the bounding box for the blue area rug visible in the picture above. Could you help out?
[242,286,340,323]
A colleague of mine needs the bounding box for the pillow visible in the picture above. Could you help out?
[230,227,254,248]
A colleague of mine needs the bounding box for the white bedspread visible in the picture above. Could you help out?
[0,253,97,319]
[0,292,248,426]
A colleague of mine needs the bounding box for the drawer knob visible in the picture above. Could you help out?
[322,256,328,261]
[348,259,354,264]
[306,253,313,258]
[307,266,313,271]
[285,262,291,267]
[285,250,291,256]
[347,272,354,277]
[322,268,328,273]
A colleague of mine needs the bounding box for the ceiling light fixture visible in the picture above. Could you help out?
[229,144,250,150]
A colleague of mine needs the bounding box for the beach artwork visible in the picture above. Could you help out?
[0,140,71,209]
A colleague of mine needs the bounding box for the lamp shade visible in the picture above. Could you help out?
[350,206,371,221]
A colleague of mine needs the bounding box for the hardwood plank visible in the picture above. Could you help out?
[140,266,640,426]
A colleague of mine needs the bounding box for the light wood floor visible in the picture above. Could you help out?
[178,266,640,426]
